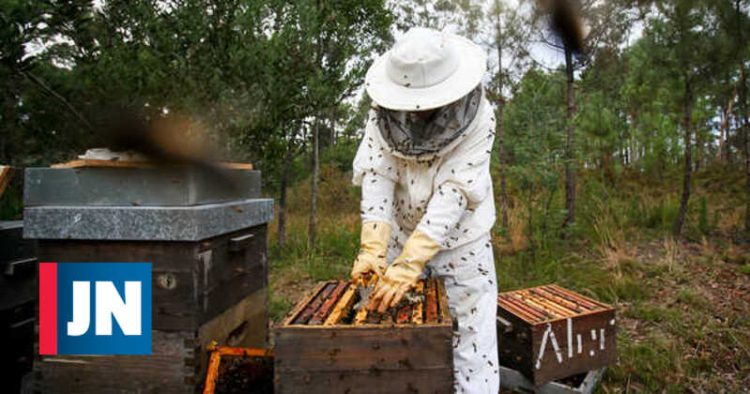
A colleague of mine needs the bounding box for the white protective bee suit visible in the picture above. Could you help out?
[352,86,499,394]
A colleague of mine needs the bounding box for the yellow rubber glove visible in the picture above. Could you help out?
[351,221,392,279]
[368,229,441,312]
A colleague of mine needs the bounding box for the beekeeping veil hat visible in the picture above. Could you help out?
[365,27,487,111]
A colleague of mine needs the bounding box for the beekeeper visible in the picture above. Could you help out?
[351,28,499,393]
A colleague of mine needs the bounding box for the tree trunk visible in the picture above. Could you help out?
[674,79,694,236]
[308,118,320,250]
[695,128,703,172]
[562,46,576,229]
[718,90,736,162]
[740,66,750,235]
[330,107,337,147]
[278,138,294,249]
[495,14,509,231]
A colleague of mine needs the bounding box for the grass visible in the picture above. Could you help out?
[265,165,750,392]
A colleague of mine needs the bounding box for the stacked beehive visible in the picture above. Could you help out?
[275,276,454,394]
[25,162,273,393]
[0,220,37,392]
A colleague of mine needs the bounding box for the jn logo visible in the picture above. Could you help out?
[39,262,152,355]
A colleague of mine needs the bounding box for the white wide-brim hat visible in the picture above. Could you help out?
[365,27,487,111]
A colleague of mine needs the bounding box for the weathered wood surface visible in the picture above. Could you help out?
[0,165,12,197]
[274,326,453,394]
[294,282,337,325]
[288,277,446,327]
[197,289,269,367]
[410,282,424,325]
[36,225,268,330]
[309,281,348,325]
[33,330,195,394]
[425,279,439,324]
[275,277,454,394]
[275,369,453,394]
[497,285,616,386]
[436,278,450,324]
[33,289,267,394]
[282,282,327,326]
[324,283,357,326]
[51,159,253,170]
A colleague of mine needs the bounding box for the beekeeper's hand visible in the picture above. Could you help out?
[368,230,441,312]
[351,221,391,279]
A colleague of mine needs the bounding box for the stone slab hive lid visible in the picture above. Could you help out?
[23,160,273,241]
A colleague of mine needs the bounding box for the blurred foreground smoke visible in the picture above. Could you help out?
[536,0,585,54]
[96,108,241,193]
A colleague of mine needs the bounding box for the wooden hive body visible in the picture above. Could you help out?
[274,277,454,394]
[23,164,273,393]
[31,225,269,393]
[496,284,616,386]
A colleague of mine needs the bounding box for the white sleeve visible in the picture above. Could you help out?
[360,172,395,224]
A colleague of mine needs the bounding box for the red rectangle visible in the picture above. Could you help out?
[39,262,58,355]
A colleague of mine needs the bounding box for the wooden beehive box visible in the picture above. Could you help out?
[274,276,454,394]
[497,284,616,386]
[31,225,271,393]
[24,162,274,393]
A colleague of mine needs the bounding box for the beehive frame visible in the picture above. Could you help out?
[281,276,451,327]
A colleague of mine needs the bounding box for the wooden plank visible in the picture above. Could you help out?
[203,349,222,394]
[275,369,453,394]
[510,293,558,321]
[309,282,349,325]
[500,295,548,322]
[425,280,438,324]
[283,282,327,326]
[547,285,606,310]
[51,159,155,169]
[294,282,337,325]
[274,325,452,372]
[51,159,253,170]
[214,346,273,358]
[499,298,540,323]
[411,282,424,325]
[323,283,357,326]
[534,287,585,313]
[0,165,12,198]
[526,291,578,317]
[435,278,451,323]
[197,289,269,361]
[34,330,195,393]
